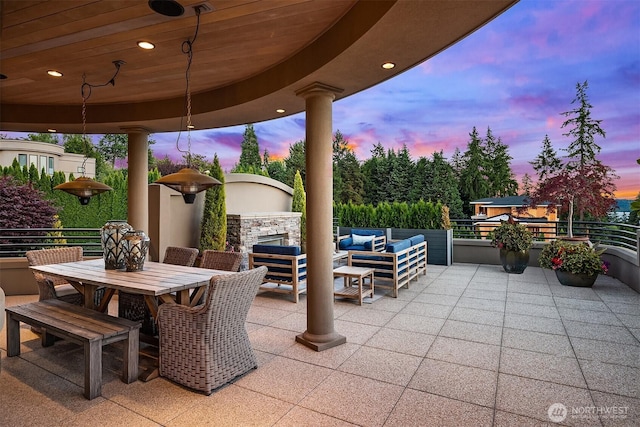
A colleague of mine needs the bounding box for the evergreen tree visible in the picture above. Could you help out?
[458,127,490,216]
[266,159,288,184]
[429,151,464,219]
[233,124,262,172]
[361,143,391,205]
[292,170,306,249]
[390,144,414,202]
[199,155,226,252]
[450,147,464,179]
[561,81,605,169]
[333,131,364,203]
[530,134,563,182]
[284,140,306,187]
[482,128,518,197]
[521,173,534,196]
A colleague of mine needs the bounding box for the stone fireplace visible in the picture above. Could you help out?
[227,212,301,270]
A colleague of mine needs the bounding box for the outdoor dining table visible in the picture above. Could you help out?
[29,258,228,380]
[29,258,225,316]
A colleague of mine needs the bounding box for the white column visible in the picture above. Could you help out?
[295,83,345,351]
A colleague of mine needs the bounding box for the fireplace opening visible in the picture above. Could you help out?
[257,234,286,246]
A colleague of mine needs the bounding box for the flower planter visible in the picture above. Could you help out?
[499,249,530,274]
[555,270,598,287]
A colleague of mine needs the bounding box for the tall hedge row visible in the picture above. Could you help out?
[1,162,161,228]
[334,200,449,230]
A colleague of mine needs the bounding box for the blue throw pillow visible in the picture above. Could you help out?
[352,234,374,246]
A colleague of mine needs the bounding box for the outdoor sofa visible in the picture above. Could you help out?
[338,228,386,252]
[348,234,427,297]
[248,244,307,303]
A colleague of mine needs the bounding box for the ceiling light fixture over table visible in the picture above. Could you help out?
[154,5,221,204]
[54,61,125,204]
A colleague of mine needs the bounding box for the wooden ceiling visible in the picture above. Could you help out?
[0,0,518,134]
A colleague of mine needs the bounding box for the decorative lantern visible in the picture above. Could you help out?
[122,230,150,272]
[101,220,133,269]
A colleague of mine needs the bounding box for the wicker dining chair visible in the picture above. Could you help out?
[25,247,95,305]
[157,266,267,395]
[200,250,242,272]
[118,246,199,335]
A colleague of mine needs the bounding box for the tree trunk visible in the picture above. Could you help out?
[567,198,574,238]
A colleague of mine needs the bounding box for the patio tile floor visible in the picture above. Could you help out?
[1,263,639,426]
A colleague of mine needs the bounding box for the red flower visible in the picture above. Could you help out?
[551,257,563,270]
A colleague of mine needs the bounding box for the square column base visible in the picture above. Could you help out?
[296,332,346,352]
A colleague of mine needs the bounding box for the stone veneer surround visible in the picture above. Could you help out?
[227,212,302,270]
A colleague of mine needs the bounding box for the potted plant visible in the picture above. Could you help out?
[538,239,608,287]
[490,216,533,274]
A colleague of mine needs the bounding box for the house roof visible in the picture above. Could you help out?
[470,195,558,207]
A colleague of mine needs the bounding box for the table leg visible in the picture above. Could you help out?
[83,284,98,310]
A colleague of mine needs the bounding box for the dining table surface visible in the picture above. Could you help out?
[29,258,228,316]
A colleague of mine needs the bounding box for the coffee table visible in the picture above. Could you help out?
[333,265,375,305]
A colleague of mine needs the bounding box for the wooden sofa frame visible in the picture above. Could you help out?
[348,240,427,298]
[248,251,307,303]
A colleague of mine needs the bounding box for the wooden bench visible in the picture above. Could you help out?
[6,299,141,400]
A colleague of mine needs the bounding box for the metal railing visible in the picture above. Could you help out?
[0,228,102,257]
[1,220,638,257]
[450,219,639,252]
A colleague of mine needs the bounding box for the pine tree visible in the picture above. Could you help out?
[333,131,364,203]
[284,140,306,187]
[561,81,605,169]
[233,124,262,173]
[482,128,518,197]
[458,127,490,216]
[530,134,563,182]
[361,143,391,205]
[199,155,226,251]
[521,173,533,196]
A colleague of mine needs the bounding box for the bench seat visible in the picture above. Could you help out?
[6,299,140,400]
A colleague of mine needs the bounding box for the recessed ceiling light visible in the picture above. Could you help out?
[47,70,63,77]
[47,129,57,133]
[137,41,155,50]
[381,62,395,70]
[276,108,285,114]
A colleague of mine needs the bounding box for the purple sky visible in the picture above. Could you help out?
[7,0,640,197]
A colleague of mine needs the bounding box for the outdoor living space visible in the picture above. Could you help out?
[2,263,638,426]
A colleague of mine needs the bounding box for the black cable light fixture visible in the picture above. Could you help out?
[54,61,124,205]
[155,6,221,204]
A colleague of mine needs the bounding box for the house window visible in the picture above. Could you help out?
[18,154,27,166]
[48,157,54,175]
[40,155,47,172]
[29,154,38,167]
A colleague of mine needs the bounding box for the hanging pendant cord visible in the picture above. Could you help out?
[175,6,202,168]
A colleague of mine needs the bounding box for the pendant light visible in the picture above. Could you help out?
[155,6,220,204]
[55,61,124,204]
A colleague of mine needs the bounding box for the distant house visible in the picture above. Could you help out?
[470,195,560,239]
[0,139,95,178]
